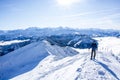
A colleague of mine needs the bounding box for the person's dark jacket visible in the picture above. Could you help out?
[91,42,97,50]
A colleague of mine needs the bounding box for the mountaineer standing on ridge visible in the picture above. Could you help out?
[91,40,98,60]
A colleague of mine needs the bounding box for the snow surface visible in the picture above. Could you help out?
[95,37,120,56]
[0,37,120,80]
[0,40,30,46]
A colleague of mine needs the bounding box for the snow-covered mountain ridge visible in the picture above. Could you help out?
[0,37,120,80]
[0,40,78,79]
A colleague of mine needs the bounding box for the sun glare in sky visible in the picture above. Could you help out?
[0,0,120,30]
[56,0,81,7]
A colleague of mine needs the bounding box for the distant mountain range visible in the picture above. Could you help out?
[0,27,120,56]
[0,27,120,41]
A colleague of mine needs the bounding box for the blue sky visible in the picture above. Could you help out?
[0,0,120,30]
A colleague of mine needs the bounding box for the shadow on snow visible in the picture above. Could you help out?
[94,60,120,80]
[0,52,49,80]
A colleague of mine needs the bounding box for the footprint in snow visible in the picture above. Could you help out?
[76,68,82,72]
[101,57,111,63]
[98,70,105,75]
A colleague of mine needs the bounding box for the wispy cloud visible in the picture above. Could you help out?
[102,13,120,19]
[62,8,120,18]
[60,8,120,29]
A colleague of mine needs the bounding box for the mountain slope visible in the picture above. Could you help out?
[11,48,120,80]
[0,37,120,80]
[0,40,78,80]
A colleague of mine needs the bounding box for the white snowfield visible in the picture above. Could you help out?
[0,37,120,80]
[0,40,30,46]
